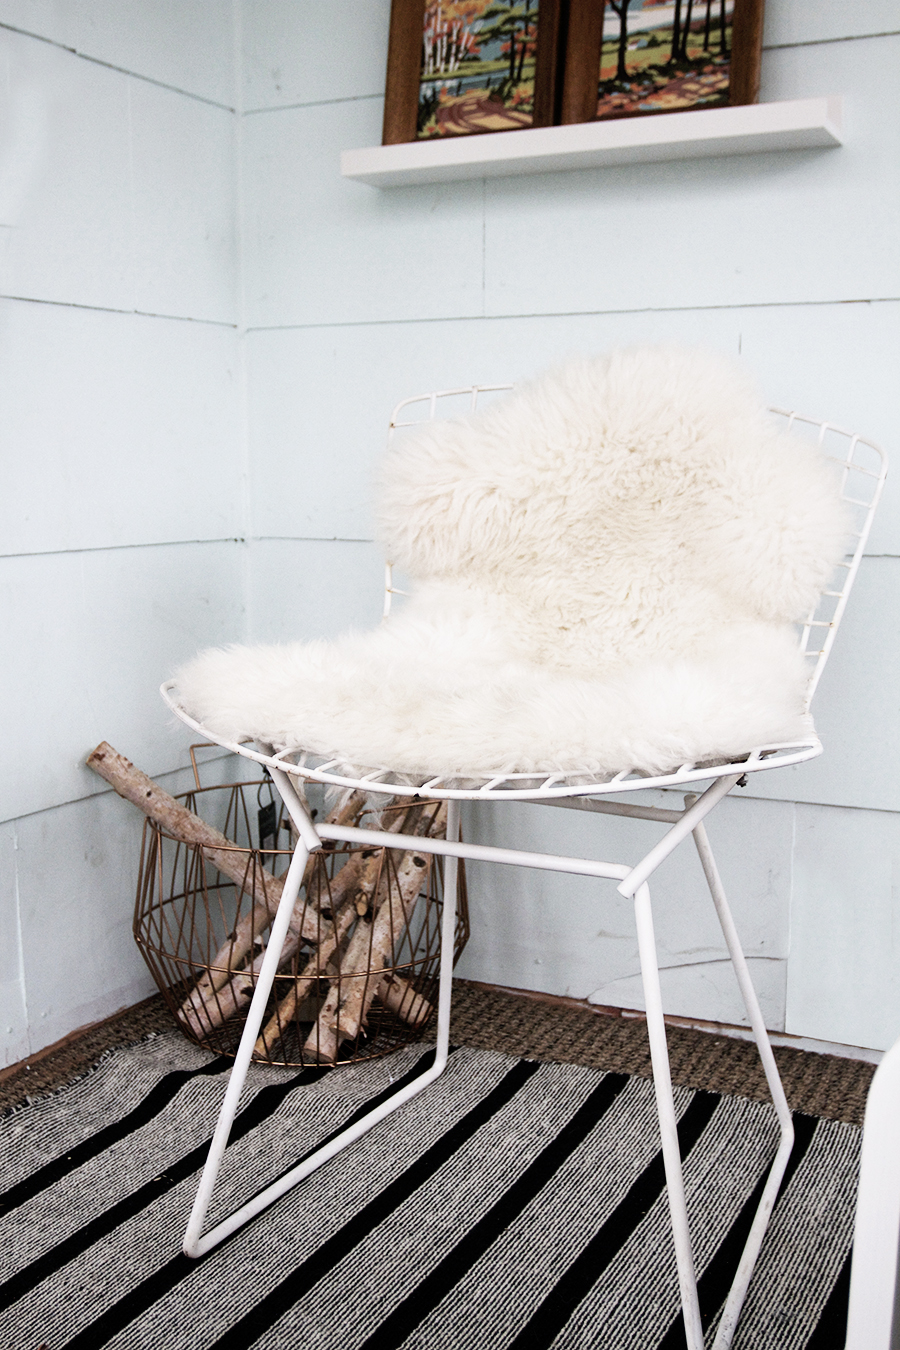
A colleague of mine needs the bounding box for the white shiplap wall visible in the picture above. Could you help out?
[2,1,898,1067]
[240,1,900,1052]
[0,3,245,1063]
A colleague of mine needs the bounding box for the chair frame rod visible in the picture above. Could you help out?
[182,831,313,1258]
[539,795,686,823]
[687,803,795,1348]
[182,799,461,1260]
[634,878,705,1348]
[617,774,742,897]
[318,819,632,882]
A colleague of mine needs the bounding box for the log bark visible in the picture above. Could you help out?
[377,972,433,1027]
[178,789,368,1024]
[184,947,267,1037]
[85,744,369,1023]
[306,802,447,1063]
[253,803,422,1056]
[88,741,439,1051]
[183,802,424,1042]
[87,741,291,928]
[179,938,436,1043]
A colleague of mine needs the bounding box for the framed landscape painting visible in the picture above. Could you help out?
[560,0,766,126]
[383,0,565,144]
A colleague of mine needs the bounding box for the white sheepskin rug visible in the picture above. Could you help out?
[174,346,850,779]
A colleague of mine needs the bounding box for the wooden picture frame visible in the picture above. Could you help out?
[559,0,766,127]
[383,0,567,145]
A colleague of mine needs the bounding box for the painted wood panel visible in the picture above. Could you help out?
[742,558,900,813]
[584,958,787,1032]
[14,786,158,1055]
[247,538,384,644]
[10,755,245,1059]
[246,314,748,541]
[736,300,900,558]
[788,802,900,1052]
[482,36,900,318]
[241,96,485,330]
[246,300,899,556]
[0,2,78,48]
[73,0,236,106]
[0,5,245,1058]
[0,27,134,311]
[0,541,246,824]
[0,26,236,321]
[129,80,237,322]
[763,0,900,48]
[0,0,236,106]
[0,821,29,1068]
[242,0,390,111]
[456,794,793,1030]
[0,301,242,555]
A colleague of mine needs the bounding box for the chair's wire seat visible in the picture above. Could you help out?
[164,397,883,808]
[161,680,821,801]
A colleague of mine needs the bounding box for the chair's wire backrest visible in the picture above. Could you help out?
[383,384,513,618]
[383,388,888,710]
[767,409,887,709]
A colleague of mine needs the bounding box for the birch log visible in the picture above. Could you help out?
[378,972,432,1027]
[194,832,388,1042]
[87,742,436,1050]
[253,805,419,1057]
[306,802,447,1063]
[177,789,368,1026]
[86,742,292,927]
[180,926,433,1041]
[84,743,364,1018]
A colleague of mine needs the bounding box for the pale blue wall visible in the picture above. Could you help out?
[0,2,244,1060]
[2,0,898,1063]
[239,0,900,1051]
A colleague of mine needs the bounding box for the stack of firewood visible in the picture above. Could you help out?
[87,743,462,1065]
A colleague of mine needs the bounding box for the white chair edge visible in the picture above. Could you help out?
[846,1035,900,1349]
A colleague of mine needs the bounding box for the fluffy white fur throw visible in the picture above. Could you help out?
[175,346,849,778]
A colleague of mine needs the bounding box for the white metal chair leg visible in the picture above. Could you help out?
[434,799,461,1075]
[689,811,795,1350]
[183,828,314,1256]
[634,881,705,1350]
[183,796,460,1260]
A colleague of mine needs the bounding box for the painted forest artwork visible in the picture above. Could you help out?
[597,0,735,120]
[417,1,541,138]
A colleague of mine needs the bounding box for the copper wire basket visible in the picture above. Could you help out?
[133,753,468,1068]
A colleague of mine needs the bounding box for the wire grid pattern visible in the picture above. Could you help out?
[133,783,469,1068]
[766,408,888,707]
[162,387,886,802]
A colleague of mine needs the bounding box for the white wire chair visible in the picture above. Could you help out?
[162,384,886,1350]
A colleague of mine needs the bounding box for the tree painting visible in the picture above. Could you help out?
[418,0,540,138]
[596,0,734,120]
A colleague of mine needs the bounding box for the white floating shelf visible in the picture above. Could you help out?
[342,96,842,188]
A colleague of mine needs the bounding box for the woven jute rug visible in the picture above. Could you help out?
[0,1019,859,1349]
[0,980,874,1127]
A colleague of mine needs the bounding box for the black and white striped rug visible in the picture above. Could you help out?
[0,1034,858,1349]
